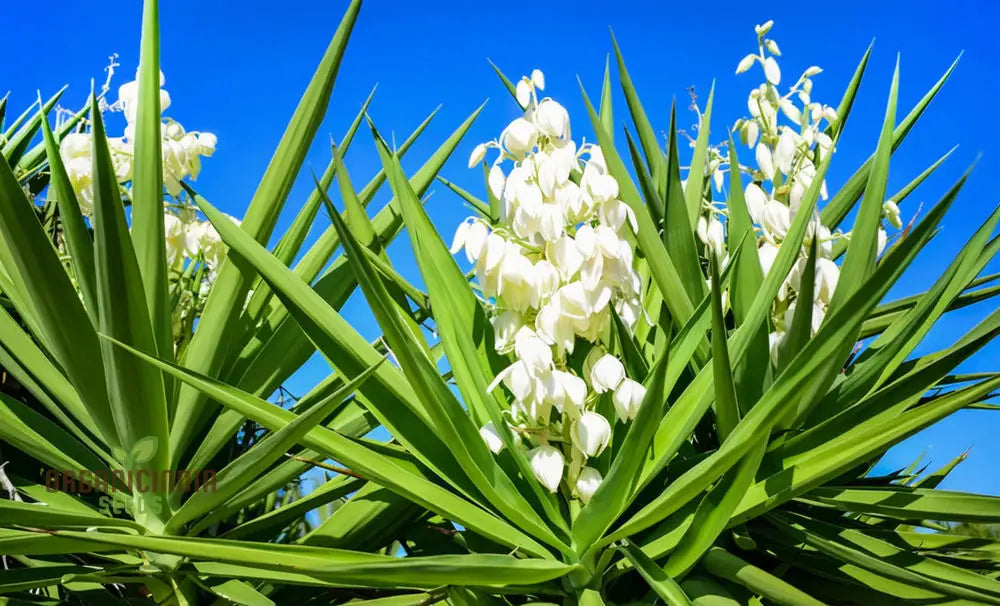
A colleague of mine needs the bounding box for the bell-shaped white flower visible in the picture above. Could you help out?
[548,235,584,281]
[613,378,646,421]
[761,200,792,239]
[543,370,587,413]
[534,99,570,141]
[535,298,576,354]
[755,143,775,178]
[774,131,796,175]
[514,327,554,372]
[576,467,603,504]
[815,258,840,304]
[883,200,902,229]
[492,310,523,354]
[590,354,625,393]
[529,445,564,493]
[488,164,506,200]
[487,360,533,401]
[500,117,538,158]
[697,216,726,259]
[744,183,768,222]
[764,56,781,85]
[468,143,488,168]
[480,421,505,454]
[746,121,760,148]
[769,330,785,367]
[758,242,779,277]
[572,412,611,457]
[164,212,186,266]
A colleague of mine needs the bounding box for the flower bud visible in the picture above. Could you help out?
[765,39,781,56]
[804,65,823,77]
[468,142,488,168]
[764,57,781,85]
[515,327,554,372]
[590,354,625,393]
[769,330,784,367]
[531,69,546,90]
[883,200,902,229]
[744,183,768,222]
[755,143,775,179]
[877,228,888,256]
[613,378,646,421]
[572,411,612,457]
[529,446,564,493]
[755,20,774,36]
[745,121,760,148]
[774,131,796,175]
[480,421,505,454]
[762,200,792,239]
[735,54,757,74]
[492,310,523,354]
[576,467,603,504]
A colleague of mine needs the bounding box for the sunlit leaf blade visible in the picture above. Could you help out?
[171,0,362,463]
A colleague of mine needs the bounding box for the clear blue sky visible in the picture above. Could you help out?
[9,1,1000,494]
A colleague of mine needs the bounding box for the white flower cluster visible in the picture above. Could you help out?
[698,21,905,365]
[452,70,645,502]
[58,69,217,215]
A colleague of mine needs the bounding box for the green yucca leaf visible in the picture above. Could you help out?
[90,90,170,524]
[46,530,578,588]
[0,499,141,532]
[1,86,66,164]
[683,82,714,227]
[612,145,950,543]
[171,0,362,463]
[0,108,118,452]
[700,547,825,606]
[623,127,665,225]
[197,577,275,606]
[438,176,491,216]
[579,80,701,345]
[39,109,97,320]
[821,55,960,229]
[182,104,480,476]
[104,336,555,557]
[801,487,1000,523]
[130,0,172,378]
[611,32,664,179]
[0,304,102,446]
[777,239,817,374]
[709,258,739,441]
[765,512,1000,604]
[599,55,614,144]
[723,138,768,410]
[165,357,383,532]
[221,474,361,541]
[268,85,376,269]
[365,129,567,534]
[0,394,107,474]
[618,540,692,605]
[664,103,708,302]
[734,374,1000,526]
[324,144,570,554]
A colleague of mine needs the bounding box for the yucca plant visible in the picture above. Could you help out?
[2,2,1000,605]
